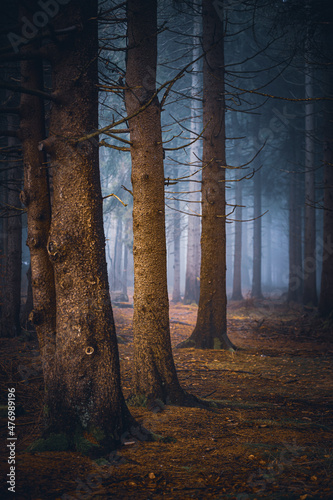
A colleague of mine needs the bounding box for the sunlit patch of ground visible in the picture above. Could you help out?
[0,299,332,499]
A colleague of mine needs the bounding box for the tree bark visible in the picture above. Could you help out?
[125,0,187,404]
[179,0,235,350]
[251,167,263,299]
[19,47,57,389]
[319,73,333,316]
[231,174,243,301]
[302,55,318,306]
[184,13,201,305]
[172,172,181,303]
[39,0,133,450]
[112,217,123,291]
[0,116,22,338]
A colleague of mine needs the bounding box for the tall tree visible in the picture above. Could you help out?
[125,0,189,403]
[172,187,182,303]
[302,12,318,306]
[251,167,263,299]
[18,37,56,392]
[288,130,303,302]
[34,0,135,450]
[179,0,235,350]
[231,172,244,301]
[0,115,21,338]
[319,3,333,316]
[183,12,201,305]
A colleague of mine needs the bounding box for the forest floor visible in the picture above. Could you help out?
[0,297,332,499]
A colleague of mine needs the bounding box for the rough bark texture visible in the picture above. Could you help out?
[179,0,234,350]
[19,48,56,386]
[303,60,318,306]
[125,0,186,403]
[0,117,21,338]
[251,168,263,299]
[231,176,243,301]
[40,1,133,449]
[183,15,201,306]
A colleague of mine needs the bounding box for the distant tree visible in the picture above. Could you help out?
[231,170,244,301]
[319,1,333,317]
[0,114,21,337]
[251,166,263,299]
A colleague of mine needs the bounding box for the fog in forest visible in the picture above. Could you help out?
[95,0,327,306]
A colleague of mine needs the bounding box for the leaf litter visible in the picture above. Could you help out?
[0,298,332,499]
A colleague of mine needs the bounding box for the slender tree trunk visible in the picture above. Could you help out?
[113,217,123,291]
[172,173,181,303]
[20,264,34,332]
[303,57,318,306]
[252,168,263,299]
[122,242,129,301]
[319,72,333,316]
[0,116,21,338]
[265,212,272,292]
[184,13,201,305]
[288,163,303,303]
[38,1,133,449]
[231,175,243,300]
[125,0,186,403]
[179,0,235,350]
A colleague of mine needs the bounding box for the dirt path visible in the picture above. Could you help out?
[1,301,332,499]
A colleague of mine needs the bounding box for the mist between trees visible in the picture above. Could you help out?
[0,0,332,459]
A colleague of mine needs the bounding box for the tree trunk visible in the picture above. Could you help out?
[231,175,243,300]
[265,211,272,292]
[38,1,133,450]
[122,241,129,301]
[319,72,333,316]
[20,264,34,332]
[179,0,235,350]
[0,116,21,338]
[112,217,123,291]
[303,57,318,306]
[184,13,201,305]
[125,0,187,404]
[288,161,303,303]
[251,168,263,299]
[172,173,181,303]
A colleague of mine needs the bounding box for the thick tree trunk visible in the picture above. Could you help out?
[319,73,333,316]
[179,0,234,350]
[0,117,21,338]
[125,0,186,404]
[184,14,201,305]
[231,175,243,301]
[303,60,318,306]
[251,168,263,299]
[38,1,133,449]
